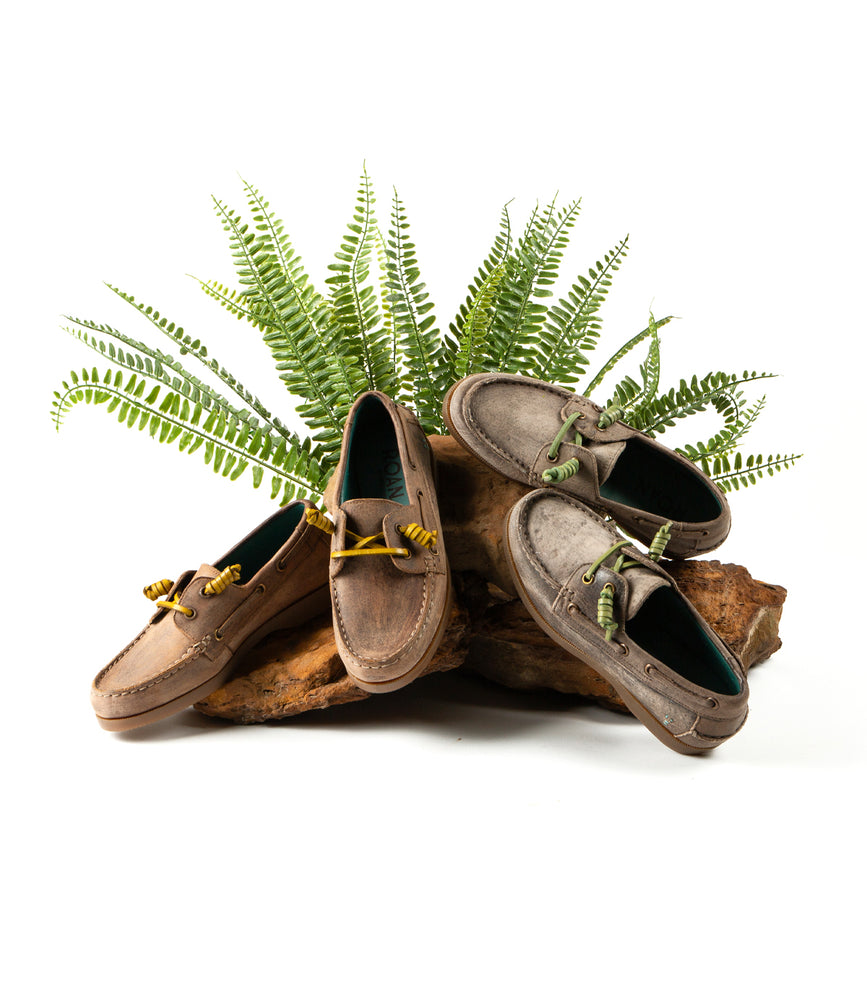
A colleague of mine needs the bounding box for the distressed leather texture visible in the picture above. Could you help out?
[91,500,331,729]
[328,392,450,691]
[444,372,731,558]
[505,490,748,752]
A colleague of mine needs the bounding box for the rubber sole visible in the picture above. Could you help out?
[502,529,710,756]
[344,573,454,695]
[94,584,332,732]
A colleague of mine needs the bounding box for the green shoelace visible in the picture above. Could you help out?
[583,522,672,641]
[541,403,627,485]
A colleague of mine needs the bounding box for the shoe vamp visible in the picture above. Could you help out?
[521,493,667,618]
[332,558,429,662]
[469,381,567,470]
[97,616,217,694]
[522,492,615,582]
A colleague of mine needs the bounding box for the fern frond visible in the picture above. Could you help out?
[372,225,400,388]
[241,178,368,418]
[445,203,512,381]
[102,286,282,433]
[630,371,776,437]
[212,191,352,462]
[63,318,300,451]
[600,315,662,426]
[196,278,271,330]
[486,196,581,373]
[639,313,661,402]
[603,374,643,420]
[534,235,629,388]
[677,396,768,473]
[325,167,397,397]
[51,367,323,503]
[583,315,673,397]
[382,187,444,432]
[710,451,803,493]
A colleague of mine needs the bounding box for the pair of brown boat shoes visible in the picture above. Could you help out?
[90,391,449,732]
[92,374,747,754]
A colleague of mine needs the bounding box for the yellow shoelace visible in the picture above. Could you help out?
[142,564,242,617]
[306,508,437,559]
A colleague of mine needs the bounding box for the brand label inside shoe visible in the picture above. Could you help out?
[383,447,408,503]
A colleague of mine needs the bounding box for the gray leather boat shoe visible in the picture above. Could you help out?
[315,391,451,694]
[504,489,748,754]
[444,372,730,558]
[91,500,331,731]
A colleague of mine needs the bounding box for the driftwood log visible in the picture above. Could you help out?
[196,436,787,723]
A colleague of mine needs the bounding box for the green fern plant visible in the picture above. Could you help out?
[51,168,800,500]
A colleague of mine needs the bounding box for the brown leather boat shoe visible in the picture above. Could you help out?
[91,499,331,731]
[316,391,451,693]
[504,489,748,754]
[444,372,730,558]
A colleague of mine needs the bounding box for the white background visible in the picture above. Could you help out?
[3,2,864,997]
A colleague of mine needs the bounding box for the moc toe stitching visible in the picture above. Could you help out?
[91,637,214,699]
[331,571,434,669]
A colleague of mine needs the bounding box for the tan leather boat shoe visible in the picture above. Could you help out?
[504,489,748,754]
[315,391,451,693]
[91,500,331,731]
[444,372,730,558]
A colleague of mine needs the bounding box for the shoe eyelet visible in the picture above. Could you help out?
[215,627,224,641]
[566,602,578,615]
[644,663,656,676]
[199,587,212,598]
[616,642,628,656]
[255,584,266,595]
[705,697,718,709]
[183,609,197,620]
[582,573,595,585]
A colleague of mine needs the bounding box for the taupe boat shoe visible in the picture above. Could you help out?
[91,500,331,731]
[505,490,748,754]
[443,372,730,558]
[316,391,451,693]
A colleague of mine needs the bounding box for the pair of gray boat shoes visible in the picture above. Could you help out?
[444,372,748,755]
[92,373,747,755]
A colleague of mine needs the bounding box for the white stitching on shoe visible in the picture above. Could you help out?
[92,636,215,698]
[331,572,433,668]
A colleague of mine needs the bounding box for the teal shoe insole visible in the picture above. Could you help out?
[600,438,722,521]
[341,396,409,505]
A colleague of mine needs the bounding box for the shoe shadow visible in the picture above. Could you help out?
[266,668,637,745]
[112,669,633,745]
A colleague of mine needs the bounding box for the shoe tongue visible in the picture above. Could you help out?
[593,441,627,485]
[621,564,670,619]
[195,564,222,581]
[564,517,671,619]
[341,498,403,537]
